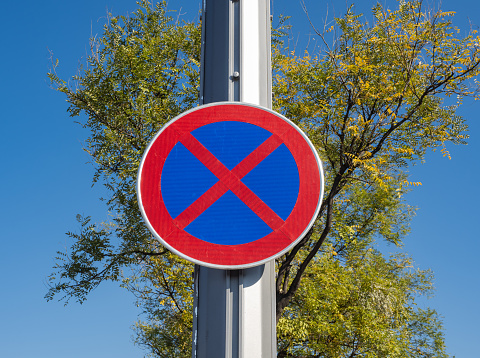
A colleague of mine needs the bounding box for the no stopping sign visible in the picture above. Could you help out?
[137,102,324,269]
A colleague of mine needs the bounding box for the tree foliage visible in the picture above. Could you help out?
[46,0,201,304]
[277,245,447,357]
[273,0,479,320]
[125,252,193,358]
[47,1,480,356]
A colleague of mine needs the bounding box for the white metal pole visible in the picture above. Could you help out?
[192,0,276,357]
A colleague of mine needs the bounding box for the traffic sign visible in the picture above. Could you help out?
[137,102,324,269]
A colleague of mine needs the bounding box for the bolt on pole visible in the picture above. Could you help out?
[192,0,276,357]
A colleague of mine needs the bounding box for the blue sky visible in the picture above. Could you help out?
[0,0,478,357]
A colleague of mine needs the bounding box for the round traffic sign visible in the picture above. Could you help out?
[137,102,324,269]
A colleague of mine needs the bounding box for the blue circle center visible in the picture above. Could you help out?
[161,121,300,245]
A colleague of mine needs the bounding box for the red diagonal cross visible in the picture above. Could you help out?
[172,132,285,231]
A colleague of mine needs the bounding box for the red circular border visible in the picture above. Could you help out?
[138,103,322,268]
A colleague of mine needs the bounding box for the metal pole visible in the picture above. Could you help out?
[192,0,276,357]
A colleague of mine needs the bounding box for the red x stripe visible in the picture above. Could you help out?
[173,133,285,231]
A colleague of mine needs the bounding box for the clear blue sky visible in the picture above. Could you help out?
[0,0,478,357]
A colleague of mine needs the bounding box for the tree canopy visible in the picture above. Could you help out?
[47,0,480,356]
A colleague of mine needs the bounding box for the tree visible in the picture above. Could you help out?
[47,0,480,356]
